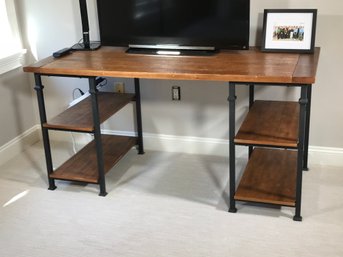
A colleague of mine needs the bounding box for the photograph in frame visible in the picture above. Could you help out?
[261,9,317,53]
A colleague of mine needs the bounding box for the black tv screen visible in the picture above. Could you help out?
[97,0,250,52]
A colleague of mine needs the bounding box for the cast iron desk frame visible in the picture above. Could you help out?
[33,74,144,196]
[228,82,311,221]
[24,47,319,220]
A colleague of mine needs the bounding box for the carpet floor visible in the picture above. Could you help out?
[0,141,342,257]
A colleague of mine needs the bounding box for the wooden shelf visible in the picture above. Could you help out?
[50,135,137,183]
[235,148,297,206]
[43,92,135,132]
[235,100,299,148]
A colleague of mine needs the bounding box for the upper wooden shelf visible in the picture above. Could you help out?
[44,92,135,132]
[24,46,320,84]
[235,100,299,148]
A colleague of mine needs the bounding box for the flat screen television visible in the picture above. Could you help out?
[97,0,250,54]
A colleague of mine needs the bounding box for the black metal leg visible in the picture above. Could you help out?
[34,74,56,190]
[134,78,144,154]
[89,77,107,197]
[249,84,255,109]
[293,86,308,221]
[248,84,254,157]
[228,82,237,213]
[303,85,312,171]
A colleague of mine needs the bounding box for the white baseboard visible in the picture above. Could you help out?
[308,146,343,167]
[0,125,40,166]
[103,130,343,167]
[3,127,343,168]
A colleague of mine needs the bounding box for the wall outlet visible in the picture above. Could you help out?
[172,86,181,100]
[114,82,125,93]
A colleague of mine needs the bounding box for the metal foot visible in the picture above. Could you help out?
[99,191,108,197]
[228,207,237,213]
[48,185,57,191]
[293,215,303,222]
[303,167,309,171]
[136,145,145,155]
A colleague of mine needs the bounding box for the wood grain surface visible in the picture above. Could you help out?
[43,92,135,132]
[235,100,299,148]
[50,135,137,183]
[24,47,320,84]
[235,148,297,206]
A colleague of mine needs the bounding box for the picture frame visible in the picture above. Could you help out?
[261,9,317,53]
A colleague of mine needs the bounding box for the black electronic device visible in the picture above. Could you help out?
[97,0,250,54]
[72,0,100,51]
[52,47,72,58]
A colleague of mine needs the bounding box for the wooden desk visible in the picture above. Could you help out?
[24,46,320,221]
[25,46,319,83]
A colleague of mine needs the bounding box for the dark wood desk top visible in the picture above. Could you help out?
[24,47,320,84]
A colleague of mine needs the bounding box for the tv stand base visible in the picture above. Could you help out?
[126,47,218,56]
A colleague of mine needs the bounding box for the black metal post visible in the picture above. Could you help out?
[248,84,255,157]
[249,84,255,109]
[134,78,144,154]
[293,86,308,221]
[89,77,107,196]
[33,74,56,190]
[228,82,237,213]
[303,85,312,171]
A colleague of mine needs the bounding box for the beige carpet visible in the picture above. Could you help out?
[0,141,342,257]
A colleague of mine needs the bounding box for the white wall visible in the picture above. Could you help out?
[0,1,36,148]
[0,69,36,147]
[17,0,343,148]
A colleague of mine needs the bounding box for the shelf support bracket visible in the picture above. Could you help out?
[34,73,56,191]
[228,82,237,213]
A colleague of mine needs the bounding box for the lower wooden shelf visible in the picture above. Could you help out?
[234,148,297,207]
[50,135,137,183]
